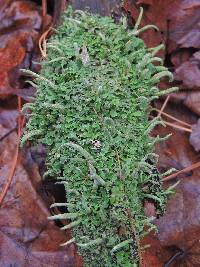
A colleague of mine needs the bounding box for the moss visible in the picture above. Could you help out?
[22,7,177,267]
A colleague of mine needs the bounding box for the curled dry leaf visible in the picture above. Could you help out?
[155,177,200,266]
[124,0,200,52]
[0,112,82,267]
[167,1,200,50]
[189,119,200,152]
[141,233,172,267]
[123,0,166,56]
[151,105,200,267]
[124,1,200,117]
[171,49,193,68]
[170,91,200,117]
[175,51,200,89]
[0,1,43,99]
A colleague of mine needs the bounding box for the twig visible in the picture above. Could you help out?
[0,127,16,143]
[149,115,192,133]
[42,0,47,19]
[164,251,183,267]
[163,161,200,182]
[42,0,47,31]
[154,108,192,128]
[157,95,170,117]
[162,120,192,133]
[0,96,24,206]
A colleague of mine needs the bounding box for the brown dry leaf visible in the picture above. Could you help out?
[124,1,200,117]
[167,1,200,50]
[141,234,172,267]
[0,112,82,267]
[0,0,43,99]
[170,91,200,116]
[123,0,167,57]
[0,108,19,130]
[151,105,200,267]
[171,49,193,69]
[189,119,200,152]
[175,51,200,89]
[156,178,200,266]
[124,0,200,52]
[155,102,197,169]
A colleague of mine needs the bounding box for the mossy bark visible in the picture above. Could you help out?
[22,6,177,267]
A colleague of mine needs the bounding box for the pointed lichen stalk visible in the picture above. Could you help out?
[21,6,178,267]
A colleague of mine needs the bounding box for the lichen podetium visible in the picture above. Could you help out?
[21,6,177,267]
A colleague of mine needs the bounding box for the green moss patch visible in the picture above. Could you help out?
[22,7,177,267]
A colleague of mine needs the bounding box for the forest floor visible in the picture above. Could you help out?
[0,1,200,267]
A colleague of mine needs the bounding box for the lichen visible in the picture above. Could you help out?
[22,6,177,267]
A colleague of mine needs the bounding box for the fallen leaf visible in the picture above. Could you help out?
[124,0,200,53]
[171,49,193,68]
[189,119,200,152]
[0,1,42,99]
[175,51,200,89]
[168,1,200,49]
[141,233,172,267]
[123,0,166,57]
[0,112,82,267]
[0,37,26,72]
[155,177,200,266]
[170,91,200,116]
[153,104,200,266]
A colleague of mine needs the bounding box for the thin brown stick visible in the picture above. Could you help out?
[42,0,47,19]
[163,161,200,182]
[155,108,192,128]
[162,120,192,133]
[0,142,19,206]
[0,127,16,143]
[42,0,47,31]
[0,97,24,206]
[149,115,192,133]
[157,95,170,117]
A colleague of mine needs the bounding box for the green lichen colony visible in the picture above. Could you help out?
[22,7,176,267]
